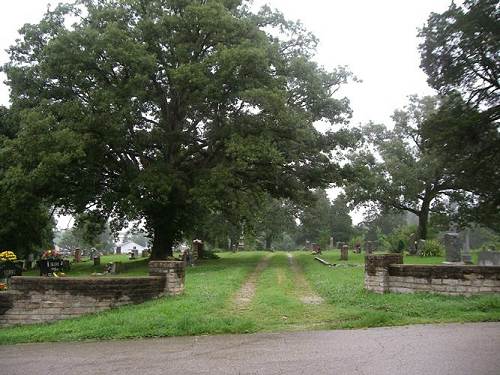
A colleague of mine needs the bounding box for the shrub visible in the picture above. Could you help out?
[378,225,418,253]
[420,240,444,257]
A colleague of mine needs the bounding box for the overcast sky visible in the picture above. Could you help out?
[0,0,454,226]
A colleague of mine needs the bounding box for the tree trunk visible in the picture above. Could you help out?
[265,235,272,250]
[150,223,174,260]
[417,200,431,241]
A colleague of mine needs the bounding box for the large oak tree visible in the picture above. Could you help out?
[2,0,353,259]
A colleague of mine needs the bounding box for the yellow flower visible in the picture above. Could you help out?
[0,251,17,261]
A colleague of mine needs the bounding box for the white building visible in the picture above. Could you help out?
[116,242,147,254]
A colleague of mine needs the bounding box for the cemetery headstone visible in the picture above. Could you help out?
[93,256,101,266]
[116,246,121,254]
[444,233,462,262]
[408,233,417,255]
[312,243,321,254]
[38,259,65,276]
[417,239,426,256]
[74,248,81,263]
[329,237,334,249]
[340,244,348,260]
[354,243,361,254]
[478,251,500,266]
[131,247,139,258]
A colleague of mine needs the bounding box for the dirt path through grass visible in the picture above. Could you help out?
[232,253,271,310]
[287,253,324,305]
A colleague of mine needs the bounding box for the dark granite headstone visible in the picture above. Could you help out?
[408,233,417,255]
[444,233,461,262]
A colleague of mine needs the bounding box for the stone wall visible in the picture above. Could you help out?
[0,261,186,327]
[148,260,185,296]
[365,254,500,296]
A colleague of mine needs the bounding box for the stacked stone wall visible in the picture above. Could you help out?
[0,261,185,327]
[365,254,500,296]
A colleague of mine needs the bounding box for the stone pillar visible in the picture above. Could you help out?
[74,249,81,263]
[148,261,185,296]
[340,245,349,260]
[192,240,204,260]
[444,233,462,262]
[329,237,334,249]
[364,254,403,293]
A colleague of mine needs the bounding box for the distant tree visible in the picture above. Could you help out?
[329,194,353,242]
[254,197,297,250]
[361,209,406,241]
[344,96,476,240]
[2,0,353,259]
[296,190,353,247]
[297,190,332,247]
[55,217,115,253]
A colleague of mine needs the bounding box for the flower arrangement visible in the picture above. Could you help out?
[0,251,17,262]
[41,249,62,260]
[0,282,7,291]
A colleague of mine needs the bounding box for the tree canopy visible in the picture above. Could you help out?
[0,105,54,257]
[344,96,471,240]
[419,0,499,229]
[419,0,499,110]
[2,0,354,258]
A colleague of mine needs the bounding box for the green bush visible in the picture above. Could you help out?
[420,240,444,257]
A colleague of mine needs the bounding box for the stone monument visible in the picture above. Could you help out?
[408,233,417,255]
[444,233,462,262]
[340,244,348,260]
[74,248,81,263]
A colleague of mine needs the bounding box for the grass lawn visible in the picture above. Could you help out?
[0,250,499,344]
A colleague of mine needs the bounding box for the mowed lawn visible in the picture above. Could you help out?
[1,251,499,344]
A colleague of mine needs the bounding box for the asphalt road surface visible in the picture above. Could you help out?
[2,323,500,374]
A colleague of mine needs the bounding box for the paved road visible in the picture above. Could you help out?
[2,323,500,374]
